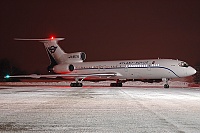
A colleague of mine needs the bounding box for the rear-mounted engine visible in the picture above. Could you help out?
[53,64,74,73]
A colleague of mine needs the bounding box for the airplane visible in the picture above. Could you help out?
[5,37,197,88]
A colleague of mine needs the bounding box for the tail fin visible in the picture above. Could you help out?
[15,37,86,67]
[15,38,66,64]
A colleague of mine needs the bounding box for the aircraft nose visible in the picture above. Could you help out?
[187,67,197,76]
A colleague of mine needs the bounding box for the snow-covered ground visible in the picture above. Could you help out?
[0,85,200,132]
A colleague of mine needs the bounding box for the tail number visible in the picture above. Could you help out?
[69,55,79,58]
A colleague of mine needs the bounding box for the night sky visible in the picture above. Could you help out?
[0,0,200,73]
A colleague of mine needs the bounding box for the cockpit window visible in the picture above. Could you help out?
[179,62,189,67]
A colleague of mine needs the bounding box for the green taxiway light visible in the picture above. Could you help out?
[5,75,10,79]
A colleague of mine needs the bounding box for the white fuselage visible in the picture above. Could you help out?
[57,59,196,80]
[11,37,197,87]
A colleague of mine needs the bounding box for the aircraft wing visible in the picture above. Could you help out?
[5,72,118,79]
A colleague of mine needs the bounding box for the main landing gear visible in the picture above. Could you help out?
[70,78,83,87]
[163,78,170,88]
[110,79,123,87]
[110,83,123,87]
[70,82,83,87]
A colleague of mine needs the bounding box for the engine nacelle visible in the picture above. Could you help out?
[53,64,74,74]
[67,52,86,62]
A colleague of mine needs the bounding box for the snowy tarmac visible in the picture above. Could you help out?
[0,84,200,132]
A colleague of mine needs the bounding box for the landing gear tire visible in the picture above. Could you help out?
[164,84,169,88]
[70,83,83,87]
[110,83,123,87]
[162,78,170,88]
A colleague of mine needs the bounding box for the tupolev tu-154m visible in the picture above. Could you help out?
[5,37,196,88]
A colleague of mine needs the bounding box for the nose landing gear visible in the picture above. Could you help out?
[164,84,169,88]
[162,78,170,88]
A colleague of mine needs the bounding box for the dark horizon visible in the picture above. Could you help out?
[1,0,200,73]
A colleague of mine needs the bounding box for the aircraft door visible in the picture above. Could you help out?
[98,65,106,71]
[147,63,151,71]
[125,65,128,72]
[98,65,101,71]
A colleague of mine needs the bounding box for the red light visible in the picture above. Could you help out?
[51,36,54,40]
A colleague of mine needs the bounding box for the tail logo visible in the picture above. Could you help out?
[48,46,57,53]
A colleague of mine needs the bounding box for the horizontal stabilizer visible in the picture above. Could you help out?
[14,38,65,41]
[14,37,66,64]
